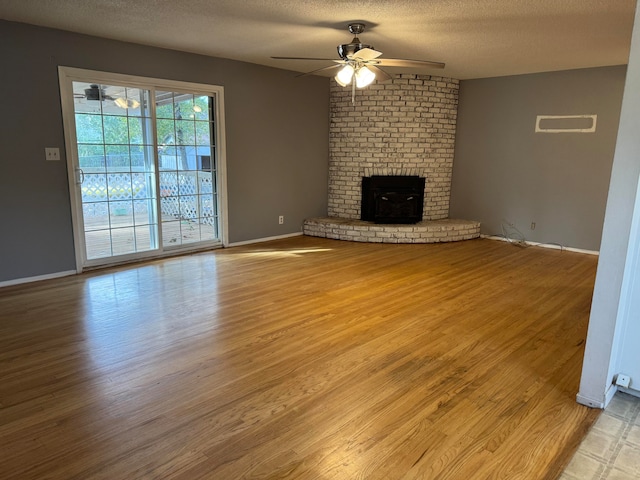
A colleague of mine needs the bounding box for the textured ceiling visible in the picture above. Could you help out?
[0,0,636,79]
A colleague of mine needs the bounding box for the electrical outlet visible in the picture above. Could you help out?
[278,215,284,225]
[531,222,536,230]
[45,147,60,161]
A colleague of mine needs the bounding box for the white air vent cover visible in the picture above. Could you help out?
[535,114,597,133]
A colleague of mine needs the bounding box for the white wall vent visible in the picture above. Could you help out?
[535,114,597,133]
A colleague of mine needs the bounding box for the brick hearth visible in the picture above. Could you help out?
[303,217,480,244]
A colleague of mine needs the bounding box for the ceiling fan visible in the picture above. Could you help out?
[272,23,445,97]
[74,84,139,109]
[74,84,115,101]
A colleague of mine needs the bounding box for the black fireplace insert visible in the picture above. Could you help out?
[361,175,425,224]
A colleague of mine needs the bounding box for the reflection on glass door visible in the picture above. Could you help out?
[155,92,218,246]
[62,71,224,269]
[73,83,159,260]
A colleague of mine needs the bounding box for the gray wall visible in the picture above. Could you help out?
[450,66,627,251]
[0,20,329,282]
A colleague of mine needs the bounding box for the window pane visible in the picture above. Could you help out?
[82,174,108,202]
[177,173,195,195]
[161,196,180,221]
[83,202,109,231]
[129,145,151,170]
[85,230,113,259]
[103,115,130,144]
[133,199,153,224]
[200,218,215,238]
[160,172,178,197]
[134,225,156,252]
[128,118,144,144]
[199,194,214,218]
[109,201,134,226]
[107,173,133,201]
[78,144,106,170]
[75,114,104,144]
[103,145,129,173]
[162,221,181,246]
[194,96,210,121]
[155,91,174,118]
[123,87,146,118]
[175,94,196,118]
[110,227,136,256]
[175,120,196,145]
[179,195,198,219]
[99,84,127,116]
[157,118,175,145]
[196,122,211,146]
[131,173,151,199]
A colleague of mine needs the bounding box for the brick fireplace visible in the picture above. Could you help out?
[304,74,480,243]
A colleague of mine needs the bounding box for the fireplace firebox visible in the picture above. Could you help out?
[361,175,426,224]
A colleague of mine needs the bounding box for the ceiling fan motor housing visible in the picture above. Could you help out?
[337,41,374,59]
[85,84,106,101]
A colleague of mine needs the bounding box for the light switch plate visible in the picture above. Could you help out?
[45,147,61,161]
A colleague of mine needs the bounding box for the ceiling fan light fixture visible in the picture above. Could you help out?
[335,64,355,86]
[113,97,128,109]
[355,66,376,88]
[114,97,140,109]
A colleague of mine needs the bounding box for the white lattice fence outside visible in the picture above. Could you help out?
[81,169,214,223]
[159,171,214,223]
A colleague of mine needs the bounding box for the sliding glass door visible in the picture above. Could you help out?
[59,68,226,270]
[74,82,158,260]
[155,91,219,248]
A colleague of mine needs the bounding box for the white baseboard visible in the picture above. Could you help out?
[576,393,606,409]
[576,384,618,409]
[481,235,599,256]
[227,231,303,247]
[0,270,77,289]
[616,386,640,399]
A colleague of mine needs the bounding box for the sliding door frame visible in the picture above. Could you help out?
[59,66,229,273]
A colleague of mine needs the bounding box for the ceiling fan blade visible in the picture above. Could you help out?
[349,48,383,61]
[296,64,342,77]
[271,56,337,61]
[367,65,392,83]
[377,58,445,69]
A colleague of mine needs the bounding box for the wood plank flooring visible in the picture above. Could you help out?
[0,237,600,479]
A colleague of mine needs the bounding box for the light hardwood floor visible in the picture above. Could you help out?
[0,237,600,479]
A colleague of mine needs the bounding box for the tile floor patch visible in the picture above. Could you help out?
[580,430,618,459]
[614,444,640,475]
[593,415,625,437]
[563,452,605,479]
[606,395,637,419]
[562,392,640,480]
[627,425,640,444]
[606,468,639,480]
[558,474,578,480]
